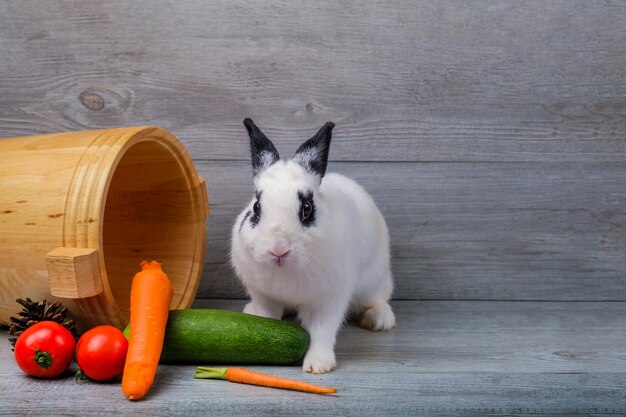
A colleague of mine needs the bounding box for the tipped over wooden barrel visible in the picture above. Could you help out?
[0,127,209,328]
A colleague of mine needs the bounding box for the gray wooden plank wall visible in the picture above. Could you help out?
[1,1,625,301]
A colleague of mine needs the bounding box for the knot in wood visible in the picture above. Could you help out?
[79,91,105,111]
[553,351,576,358]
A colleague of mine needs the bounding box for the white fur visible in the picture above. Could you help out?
[231,160,395,373]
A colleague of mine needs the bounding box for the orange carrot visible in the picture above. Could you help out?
[195,367,337,395]
[122,261,173,401]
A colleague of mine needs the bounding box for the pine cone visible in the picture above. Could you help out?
[8,298,79,349]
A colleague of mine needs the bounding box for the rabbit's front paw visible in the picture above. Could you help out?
[360,302,396,331]
[302,348,337,374]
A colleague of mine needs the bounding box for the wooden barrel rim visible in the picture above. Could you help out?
[63,126,205,327]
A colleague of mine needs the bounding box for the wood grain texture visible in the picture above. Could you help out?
[198,161,626,300]
[1,1,626,303]
[0,0,625,162]
[1,300,625,416]
[0,128,207,327]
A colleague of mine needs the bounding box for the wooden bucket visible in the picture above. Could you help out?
[0,127,209,329]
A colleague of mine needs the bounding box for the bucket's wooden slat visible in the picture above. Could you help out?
[198,177,210,219]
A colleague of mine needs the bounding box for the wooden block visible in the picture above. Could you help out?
[46,247,103,299]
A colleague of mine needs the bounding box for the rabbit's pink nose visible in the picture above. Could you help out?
[269,249,290,258]
[270,239,290,258]
[269,248,290,266]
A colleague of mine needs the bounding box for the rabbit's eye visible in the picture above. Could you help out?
[298,190,316,227]
[301,201,313,220]
[253,200,261,216]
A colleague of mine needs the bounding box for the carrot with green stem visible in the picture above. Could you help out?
[195,367,337,395]
[122,261,173,401]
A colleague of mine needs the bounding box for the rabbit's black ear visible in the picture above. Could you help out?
[244,118,280,177]
[293,122,335,179]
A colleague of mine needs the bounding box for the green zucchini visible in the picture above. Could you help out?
[123,309,309,365]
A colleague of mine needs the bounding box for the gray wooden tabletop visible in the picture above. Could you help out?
[1,299,625,416]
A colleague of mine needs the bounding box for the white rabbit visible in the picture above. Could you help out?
[231,118,395,374]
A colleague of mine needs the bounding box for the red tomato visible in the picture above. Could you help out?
[76,325,128,381]
[14,321,76,378]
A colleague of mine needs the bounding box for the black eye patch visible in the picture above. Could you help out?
[249,208,260,228]
[246,190,263,229]
[239,211,251,232]
[297,190,316,227]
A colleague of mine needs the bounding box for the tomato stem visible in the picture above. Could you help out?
[75,369,87,382]
[34,350,52,369]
